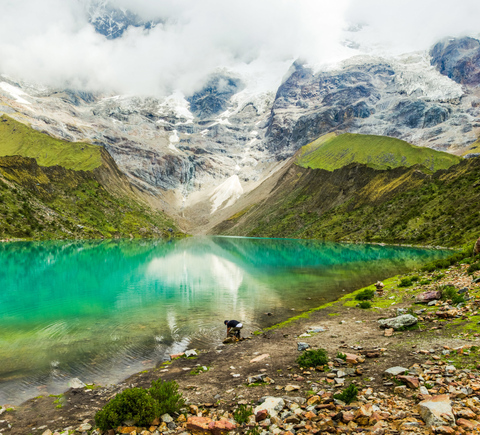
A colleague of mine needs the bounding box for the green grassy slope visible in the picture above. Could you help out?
[214,156,480,248]
[0,156,181,240]
[297,133,461,172]
[0,116,182,240]
[0,115,102,171]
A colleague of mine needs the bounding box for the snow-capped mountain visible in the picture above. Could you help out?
[84,0,160,39]
[0,37,479,230]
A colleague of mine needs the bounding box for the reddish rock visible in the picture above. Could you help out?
[397,375,420,388]
[342,411,355,422]
[187,416,212,434]
[208,419,236,435]
[434,426,456,434]
[304,411,317,420]
[119,428,137,434]
[255,409,268,422]
[384,328,394,337]
[416,291,442,303]
[456,418,477,429]
[345,353,363,364]
[306,395,321,406]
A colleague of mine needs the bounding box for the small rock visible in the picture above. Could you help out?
[185,349,197,357]
[378,314,418,330]
[76,423,92,432]
[250,354,270,363]
[385,366,408,376]
[285,385,301,392]
[254,397,285,417]
[247,374,267,384]
[161,413,173,423]
[67,378,85,389]
[297,342,310,351]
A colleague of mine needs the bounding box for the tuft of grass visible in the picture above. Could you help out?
[233,404,253,424]
[333,384,358,404]
[358,301,372,309]
[297,348,328,368]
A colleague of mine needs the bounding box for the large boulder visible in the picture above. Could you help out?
[416,291,442,304]
[378,314,418,330]
[419,395,455,427]
[254,397,285,417]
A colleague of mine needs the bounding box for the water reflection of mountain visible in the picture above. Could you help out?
[0,237,450,405]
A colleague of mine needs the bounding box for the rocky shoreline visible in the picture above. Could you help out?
[2,254,480,435]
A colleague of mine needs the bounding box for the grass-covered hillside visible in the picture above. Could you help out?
[0,115,102,171]
[0,117,181,240]
[214,153,480,248]
[297,133,462,172]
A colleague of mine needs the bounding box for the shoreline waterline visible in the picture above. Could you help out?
[0,237,451,405]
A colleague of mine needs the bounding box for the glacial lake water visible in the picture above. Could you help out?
[0,236,450,404]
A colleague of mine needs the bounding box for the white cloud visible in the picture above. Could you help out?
[0,0,478,96]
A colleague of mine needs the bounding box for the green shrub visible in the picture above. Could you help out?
[440,285,465,305]
[95,388,159,430]
[355,289,375,301]
[398,277,413,287]
[358,301,372,309]
[419,279,431,285]
[336,352,347,361]
[149,379,185,416]
[333,384,358,404]
[467,262,480,274]
[233,404,253,424]
[297,348,328,368]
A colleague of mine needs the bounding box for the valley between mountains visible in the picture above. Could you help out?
[1,36,480,245]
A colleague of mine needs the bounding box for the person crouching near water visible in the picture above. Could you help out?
[224,319,243,339]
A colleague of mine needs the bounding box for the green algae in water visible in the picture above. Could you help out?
[0,237,449,404]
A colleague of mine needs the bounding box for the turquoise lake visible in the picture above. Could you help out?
[0,236,450,404]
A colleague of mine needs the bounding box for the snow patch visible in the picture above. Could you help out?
[158,91,194,124]
[0,82,31,105]
[210,175,243,214]
[169,129,180,152]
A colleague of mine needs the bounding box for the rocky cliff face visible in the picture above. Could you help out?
[0,37,479,227]
[264,50,479,158]
[431,37,480,86]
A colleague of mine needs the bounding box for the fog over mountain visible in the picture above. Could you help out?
[1,1,480,234]
[1,0,479,95]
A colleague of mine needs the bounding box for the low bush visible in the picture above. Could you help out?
[336,352,347,360]
[358,301,372,309]
[440,285,465,305]
[398,277,413,287]
[355,289,375,301]
[233,404,253,424]
[149,379,185,416]
[467,262,480,274]
[95,388,159,430]
[297,348,328,368]
[333,384,358,404]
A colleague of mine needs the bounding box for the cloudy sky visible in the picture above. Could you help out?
[0,0,479,96]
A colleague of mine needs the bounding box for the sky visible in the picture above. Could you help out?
[0,0,479,96]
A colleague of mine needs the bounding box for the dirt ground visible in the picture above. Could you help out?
[2,270,477,435]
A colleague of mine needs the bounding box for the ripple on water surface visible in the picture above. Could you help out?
[0,237,450,404]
